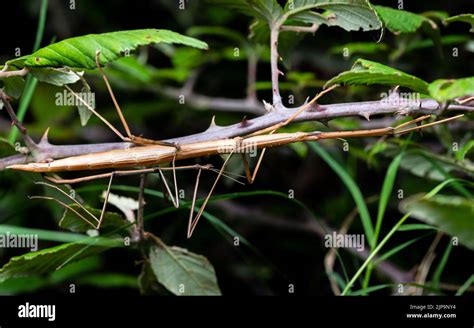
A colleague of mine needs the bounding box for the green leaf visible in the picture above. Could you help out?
[77,273,138,289]
[59,204,128,235]
[375,6,437,34]
[7,29,208,70]
[422,11,450,22]
[388,147,474,182]
[138,261,172,295]
[284,0,382,32]
[0,276,48,295]
[108,56,156,84]
[0,256,101,295]
[209,0,282,22]
[0,242,111,282]
[400,194,474,251]
[1,76,24,99]
[398,223,438,232]
[330,42,389,56]
[325,59,429,94]
[77,99,94,127]
[456,140,474,162]
[404,35,469,53]
[29,67,82,86]
[149,237,221,296]
[171,48,206,70]
[444,14,474,33]
[428,77,474,102]
[0,138,17,157]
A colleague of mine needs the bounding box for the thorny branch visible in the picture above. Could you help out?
[2,17,473,170]
[0,12,472,296]
[0,96,472,170]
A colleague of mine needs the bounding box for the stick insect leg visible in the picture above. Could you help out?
[187,168,202,237]
[313,114,464,140]
[95,51,179,148]
[187,151,234,238]
[241,150,266,184]
[239,85,339,184]
[30,182,99,228]
[64,85,127,141]
[97,173,114,229]
[44,164,213,184]
[157,155,180,208]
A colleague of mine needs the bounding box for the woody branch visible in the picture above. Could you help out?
[0,96,472,170]
[1,16,473,170]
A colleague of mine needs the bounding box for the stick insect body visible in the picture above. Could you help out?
[6,50,464,238]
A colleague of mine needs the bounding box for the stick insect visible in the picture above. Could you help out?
[7,51,464,238]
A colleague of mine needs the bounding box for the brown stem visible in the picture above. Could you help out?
[246,52,258,102]
[0,90,37,150]
[270,24,283,108]
[137,174,147,241]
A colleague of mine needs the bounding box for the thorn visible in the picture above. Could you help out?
[319,119,330,128]
[39,128,50,145]
[205,115,221,132]
[361,112,371,121]
[239,116,251,128]
[263,100,274,113]
[210,115,217,127]
[278,69,284,76]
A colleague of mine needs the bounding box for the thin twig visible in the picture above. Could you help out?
[137,174,147,241]
[281,23,319,33]
[0,90,37,150]
[0,68,29,78]
[409,232,443,295]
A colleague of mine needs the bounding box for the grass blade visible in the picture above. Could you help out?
[374,153,403,245]
[432,241,453,289]
[8,0,48,142]
[456,275,474,296]
[309,142,374,248]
